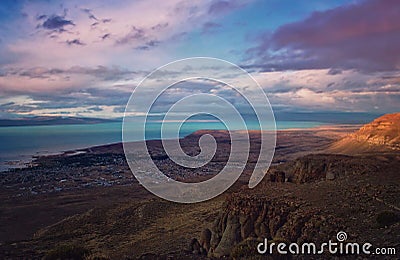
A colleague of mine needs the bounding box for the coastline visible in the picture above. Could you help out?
[1,124,350,242]
[0,123,358,173]
[1,120,399,258]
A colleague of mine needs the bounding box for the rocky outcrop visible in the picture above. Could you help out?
[190,149,396,258]
[330,112,400,154]
[199,228,212,252]
[353,113,400,148]
[268,154,379,183]
[197,195,342,258]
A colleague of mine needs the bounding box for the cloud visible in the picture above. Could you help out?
[135,40,160,50]
[201,22,221,34]
[3,0,397,118]
[100,33,111,40]
[41,15,75,30]
[0,0,257,118]
[116,26,147,45]
[222,67,400,113]
[0,65,137,81]
[81,8,98,21]
[87,106,103,112]
[269,87,400,113]
[208,0,245,14]
[248,0,400,72]
[0,83,135,118]
[208,1,232,14]
[5,0,252,70]
[66,39,85,46]
[327,68,342,75]
[36,14,47,20]
[151,22,168,31]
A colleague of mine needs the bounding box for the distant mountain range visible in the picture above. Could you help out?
[0,116,119,127]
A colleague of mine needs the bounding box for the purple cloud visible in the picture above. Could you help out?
[208,1,236,14]
[116,26,146,45]
[202,22,221,34]
[101,33,111,40]
[1,65,135,81]
[36,14,47,21]
[42,15,75,30]
[249,0,400,72]
[135,40,160,51]
[151,22,168,31]
[208,0,252,15]
[81,8,98,21]
[66,39,85,46]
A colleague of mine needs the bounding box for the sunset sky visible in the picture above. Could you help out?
[0,0,399,118]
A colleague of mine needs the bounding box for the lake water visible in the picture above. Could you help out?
[0,120,327,171]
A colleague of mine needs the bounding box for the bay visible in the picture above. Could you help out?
[0,120,326,171]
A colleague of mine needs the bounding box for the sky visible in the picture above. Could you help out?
[0,0,399,119]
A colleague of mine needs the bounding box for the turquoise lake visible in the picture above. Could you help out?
[0,120,327,171]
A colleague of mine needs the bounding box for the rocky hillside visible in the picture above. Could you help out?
[267,154,380,183]
[193,194,343,258]
[192,153,400,258]
[330,112,400,154]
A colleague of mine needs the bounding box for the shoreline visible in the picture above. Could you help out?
[3,120,397,254]
[0,123,359,173]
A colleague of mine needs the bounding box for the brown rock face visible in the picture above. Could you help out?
[202,195,342,258]
[267,154,379,184]
[199,228,212,252]
[353,113,400,148]
[330,112,400,154]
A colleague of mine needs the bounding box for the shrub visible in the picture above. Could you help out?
[376,211,399,227]
[44,244,90,260]
[231,238,267,259]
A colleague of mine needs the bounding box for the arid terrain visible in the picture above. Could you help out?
[0,115,399,259]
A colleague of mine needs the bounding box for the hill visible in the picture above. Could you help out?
[329,112,400,154]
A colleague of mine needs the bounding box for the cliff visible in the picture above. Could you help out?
[330,112,400,154]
